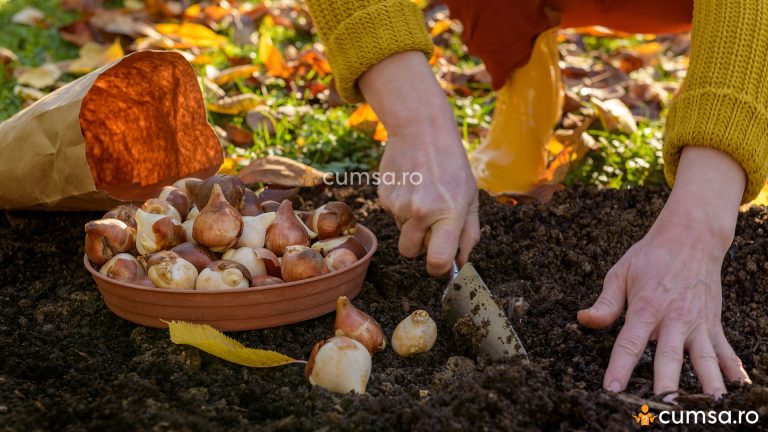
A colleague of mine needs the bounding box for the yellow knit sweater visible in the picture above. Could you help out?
[305,0,768,202]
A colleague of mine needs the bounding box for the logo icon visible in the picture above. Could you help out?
[633,404,657,427]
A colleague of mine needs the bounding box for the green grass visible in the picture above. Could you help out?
[0,0,80,120]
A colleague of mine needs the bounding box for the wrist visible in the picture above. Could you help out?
[359,51,454,136]
[654,147,745,249]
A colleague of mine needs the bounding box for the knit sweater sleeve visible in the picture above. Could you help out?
[664,0,768,202]
[304,0,433,103]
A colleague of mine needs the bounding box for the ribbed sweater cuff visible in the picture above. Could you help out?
[664,89,768,203]
[327,0,433,103]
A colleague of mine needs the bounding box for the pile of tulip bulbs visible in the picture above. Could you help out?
[84,175,367,290]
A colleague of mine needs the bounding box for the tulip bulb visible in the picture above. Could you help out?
[135,209,184,255]
[325,248,358,272]
[196,260,252,290]
[308,202,356,239]
[312,236,366,259]
[260,200,280,213]
[305,336,371,394]
[84,218,136,265]
[133,276,156,288]
[99,253,144,282]
[237,212,277,249]
[255,248,281,277]
[193,175,245,210]
[239,188,264,216]
[193,183,243,252]
[146,251,198,290]
[159,186,191,220]
[391,310,438,357]
[222,247,267,278]
[173,177,202,199]
[281,246,329,282]
[102,204,138,228]
[140,198,182,223]
[251,275,285,287]
[170,242,216,272]
[334,296,386,353]
[265,200,310,256]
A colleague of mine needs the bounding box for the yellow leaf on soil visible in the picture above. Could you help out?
[155,22,227,48]
[16,63,61,88]
[68,40,124,74]
[167,320,299,367]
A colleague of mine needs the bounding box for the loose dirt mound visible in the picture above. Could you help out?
[1,185,766,431]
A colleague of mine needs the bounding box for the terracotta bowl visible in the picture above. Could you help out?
[84,225,377,331]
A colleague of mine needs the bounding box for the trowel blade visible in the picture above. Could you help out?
[442,263,528,360]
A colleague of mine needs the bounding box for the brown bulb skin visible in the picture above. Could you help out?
[84,219,136,265]
[310,202,356,239]
[334,296,386,353]
[193,175,245,210]
[281,246,329,282]
[159,186,191,220]
[103,204,139,228]
[170,242,217,272]
[239,188,264,216]
[251,275,285,287]
[265,200,310,256]
[192,184,243,252]
[326,248,358,272]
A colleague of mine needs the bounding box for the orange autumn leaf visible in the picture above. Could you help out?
[373,122,388,141]
[431,19,453,37]
[429,46,442,66]
[300,51,331,76]
[347,103,379,126]
[258,32,291,78]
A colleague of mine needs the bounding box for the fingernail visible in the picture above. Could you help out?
[663,392,678,403]
[608,381,622,392]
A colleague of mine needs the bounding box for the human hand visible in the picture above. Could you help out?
[578,147,752,398]
[359,51,480,276]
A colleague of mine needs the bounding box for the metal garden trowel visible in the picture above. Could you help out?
[442,261,528,361]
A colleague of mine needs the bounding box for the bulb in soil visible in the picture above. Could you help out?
[334,296,386,353]
[159,186,191,220]
[265,200,310,256]
[84,218,136,265]
[192,183,243,252]
[99,253,144,282]
[237,212,277,249]
[102,204,138,228]
[196,260,252,290]
[280,246,329,282]
[146,251,198,290]
[222,247,267,278]
[305,336,371,394]
[391,310,437,357]
[135,209,184,255]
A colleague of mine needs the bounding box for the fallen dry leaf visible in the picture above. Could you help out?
[348,103,388,141]
[1,47,18,79]
[16,63,62,89]
[299,50,331,76]
[221,123,254,148]
[238,155,329,187]
[591,97,638,134]
[13,85,46,101]
[211,65,261,85]
[207,94,262,115]
[258,32,291,78]
[90,10,141,37]
[154,22,227,48]
[69,40,124,74]
[11,7,46,27]
[246,109,276,135]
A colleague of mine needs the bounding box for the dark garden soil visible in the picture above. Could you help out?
[1,185,767,431]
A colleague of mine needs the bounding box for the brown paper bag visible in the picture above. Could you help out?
[0,50,222,211]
